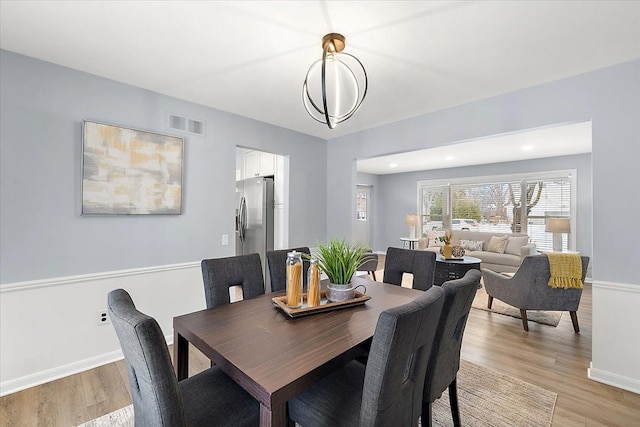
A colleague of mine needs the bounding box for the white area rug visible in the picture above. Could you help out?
[471,284,562,327]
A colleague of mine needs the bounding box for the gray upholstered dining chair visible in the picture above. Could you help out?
[201,253,265,309]
[383,247,437,291]
[107,289,260,427]
[266,247,311,292]
[287,285,446,427]
[482,254,589,332]
[421,269,481,427]
[356,250,379,281]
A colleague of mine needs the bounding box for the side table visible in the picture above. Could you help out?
[400,237,419,250]
[434,255,482,286]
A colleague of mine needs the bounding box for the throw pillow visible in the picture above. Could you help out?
[460,239,484,251]
[505,236,529,256]
[426,230,446,247]
[487,235,509,254]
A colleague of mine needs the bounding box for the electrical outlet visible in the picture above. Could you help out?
[222,234,229,246]
[97,310,110,326]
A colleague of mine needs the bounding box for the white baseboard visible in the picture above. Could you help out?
[1,349,123,397]
[588,363,640,395]
[1,263,203,397]
[0,333,175,397]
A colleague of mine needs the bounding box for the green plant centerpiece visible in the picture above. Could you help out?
[437,229,452,245]
[312,238,370,302]
[438,229,453,258]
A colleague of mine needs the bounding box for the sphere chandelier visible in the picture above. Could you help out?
[303,33,368,129]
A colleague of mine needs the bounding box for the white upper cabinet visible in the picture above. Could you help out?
[244,150,275,178]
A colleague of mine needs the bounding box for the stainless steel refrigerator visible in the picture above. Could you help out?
[236,176,274,281]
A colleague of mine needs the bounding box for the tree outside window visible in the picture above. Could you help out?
[418,173,573,251]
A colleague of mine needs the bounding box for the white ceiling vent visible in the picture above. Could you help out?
[167,113,206,136]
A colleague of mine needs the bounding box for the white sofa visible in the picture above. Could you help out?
[419,230,537,273]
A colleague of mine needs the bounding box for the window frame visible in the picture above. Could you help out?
[416,169,577,251]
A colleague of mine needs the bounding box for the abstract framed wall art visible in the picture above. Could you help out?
[82,121,184,215]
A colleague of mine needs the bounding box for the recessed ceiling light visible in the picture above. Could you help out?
[389,162,398,168]
[522,145,534,151]
[445,156,455,161]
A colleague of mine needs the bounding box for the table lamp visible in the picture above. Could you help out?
[405,214,419,239]
[545,218,570,252]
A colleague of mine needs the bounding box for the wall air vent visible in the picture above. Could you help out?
[167,113,206,136]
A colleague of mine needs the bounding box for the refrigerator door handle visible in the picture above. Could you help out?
[238,197,244,241]
[240,197,247,241]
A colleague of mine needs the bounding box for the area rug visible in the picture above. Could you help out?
[471,284,562,327]
[428,360,556,427]
[78,360,556,427]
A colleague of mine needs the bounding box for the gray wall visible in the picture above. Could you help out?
[328,58,639,285]
[373,154,592,256]
[0,50,327,283]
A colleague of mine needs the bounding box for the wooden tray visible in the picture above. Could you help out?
[272,290,371,318]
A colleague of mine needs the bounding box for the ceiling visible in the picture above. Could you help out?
[357,121,592,174]
[1,1,639,157]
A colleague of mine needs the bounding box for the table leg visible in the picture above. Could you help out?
[260,402,286,427]
[174,331,189,380]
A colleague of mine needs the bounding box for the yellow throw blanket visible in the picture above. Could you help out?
[545,253,583,289]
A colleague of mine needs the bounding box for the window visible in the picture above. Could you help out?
[419,185,445,231]
[356,189,368,221]
[418,171,575,251]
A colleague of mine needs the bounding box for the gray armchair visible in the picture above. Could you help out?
[357,250,379,281]
[482,254,589,332]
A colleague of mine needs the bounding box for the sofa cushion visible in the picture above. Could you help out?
[426,230,446,247]
[420,231,530,273]
[487,236,509,254]
[473,251,521,267]
[418,238,429,250]
[460,239,484,251]
[505,236,529,256]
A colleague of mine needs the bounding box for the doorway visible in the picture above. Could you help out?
[235,147,289,251]
[354,185,373,249]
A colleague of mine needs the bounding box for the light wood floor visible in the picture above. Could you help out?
[2,274,639,426]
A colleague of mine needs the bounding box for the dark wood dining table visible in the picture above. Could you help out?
[173,276,423,427]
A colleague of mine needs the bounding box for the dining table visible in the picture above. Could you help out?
[173,275,424,427]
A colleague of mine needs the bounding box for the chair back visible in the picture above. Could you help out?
[201,253,265,309]
[423,269,481,403]
[108,289,186,427]
[266,247,311,292]
[501,254,588,310]
[383,247,436,291]
[360,286,445,426]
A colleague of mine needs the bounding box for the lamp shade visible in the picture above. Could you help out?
[405,215,419,227]
[545,218,570,233]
